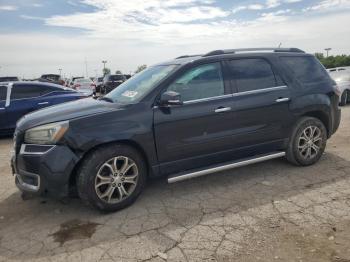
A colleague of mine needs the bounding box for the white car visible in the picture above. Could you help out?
[328,67,350,106]
[72,78,96,96]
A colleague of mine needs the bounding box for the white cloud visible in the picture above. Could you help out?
[303,0,350,11]
[0,5,18,11]
[232,0,303,14]
[1,0,350,77]
[20,15,44,20]
[32,3,43,7]
[266,0,281,8]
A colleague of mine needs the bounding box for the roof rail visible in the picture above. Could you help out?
[175,54,202,59]
[203,48,305,57]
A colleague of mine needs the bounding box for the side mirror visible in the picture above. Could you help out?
[160,91,183,106]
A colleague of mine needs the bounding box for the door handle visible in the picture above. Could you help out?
[215,107,231,113]
[38,102,49,105]
[275,98,290,103]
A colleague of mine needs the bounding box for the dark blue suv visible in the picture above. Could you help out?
[12,48,341,212]
[0,82,86,135]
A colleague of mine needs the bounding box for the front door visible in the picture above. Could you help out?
[0,85,8,132]
[154,62,236,175]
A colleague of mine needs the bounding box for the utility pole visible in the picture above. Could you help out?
[324,48,332,57]
[102,60,107,75]
[85,58,89,78]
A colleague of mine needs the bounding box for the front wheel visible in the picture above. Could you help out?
[286,117,327,166]
[77,144,147,212]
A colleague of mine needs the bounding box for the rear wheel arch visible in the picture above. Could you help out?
[301,110,330,137]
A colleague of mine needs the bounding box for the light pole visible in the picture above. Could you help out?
[58,68,62,76]
[324,48,332,57]
[102,60,107,75]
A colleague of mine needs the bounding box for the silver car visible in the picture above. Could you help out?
[328,67,350,106]
[72,78,95,96]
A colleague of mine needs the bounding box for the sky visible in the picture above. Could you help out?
[0,0,350,78]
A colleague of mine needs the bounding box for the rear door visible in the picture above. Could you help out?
[6,84,48,129]
[226,58,294,154]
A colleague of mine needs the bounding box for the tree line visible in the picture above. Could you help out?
[315,53,350,69]
[102,64,147,76]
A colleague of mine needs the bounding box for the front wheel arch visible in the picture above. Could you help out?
[68,140,150,195]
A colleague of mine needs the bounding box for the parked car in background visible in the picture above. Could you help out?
[72,78,95,96]
[39,74,65,85]
[11,48,341,212]
[67,77,84,88]
[93,77,104,94]
[124,74,132,80]
[102,74,126,94]
[0,82,87,135]
[328,67,350,106]
[0,76,20,85]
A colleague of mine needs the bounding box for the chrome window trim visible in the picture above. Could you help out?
[20,144,56,155]
[232,85,287,97]
[5,83,12,107]
[154,85,287,107]
[183,94,233,105]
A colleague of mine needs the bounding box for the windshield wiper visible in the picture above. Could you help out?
[99,97,114,103]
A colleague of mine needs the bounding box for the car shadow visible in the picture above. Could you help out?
[0,152,350,259]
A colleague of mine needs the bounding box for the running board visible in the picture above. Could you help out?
[167,152,286,183]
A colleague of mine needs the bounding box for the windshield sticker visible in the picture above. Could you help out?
[122,90,138,98]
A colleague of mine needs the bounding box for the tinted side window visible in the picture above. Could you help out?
[0,86,7,101]
[228,59,277,93]
[11,85,53,99]
[280,56,330,84]
[167,62,224,102]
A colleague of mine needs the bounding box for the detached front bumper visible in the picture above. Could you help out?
[11,144,79,198]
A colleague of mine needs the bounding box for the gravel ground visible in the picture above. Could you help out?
[0,106,349,262]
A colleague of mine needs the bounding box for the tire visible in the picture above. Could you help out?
[340,91,348,106]
[77,144,147,212]
[286,117,327,166]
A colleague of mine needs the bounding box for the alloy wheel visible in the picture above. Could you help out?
[95,156,139,203]
[297,125,323,160]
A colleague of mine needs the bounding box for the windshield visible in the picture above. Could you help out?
[109,75,125,81]
[76,78,91,83]
[0,77,18,82]
[105,65,178,103]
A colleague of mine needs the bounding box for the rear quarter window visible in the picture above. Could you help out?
[280,56,331,84]
[11,85,57,99]
[0,86,7,100]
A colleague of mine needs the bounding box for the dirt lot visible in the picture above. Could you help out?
[0,107,350,262]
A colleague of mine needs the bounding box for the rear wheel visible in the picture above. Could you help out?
[286,117,327,166]
[77,144,147,212]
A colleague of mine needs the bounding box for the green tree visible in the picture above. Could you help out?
[103,67,111,76]
[135,64,147,74]
[315,53,350,69]
[115,70,122,74]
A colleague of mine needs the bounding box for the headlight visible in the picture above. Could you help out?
[24,121,69,145]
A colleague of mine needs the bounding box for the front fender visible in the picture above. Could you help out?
[62,103,158,171]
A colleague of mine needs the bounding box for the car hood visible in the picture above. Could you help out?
[16,98,122,131]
